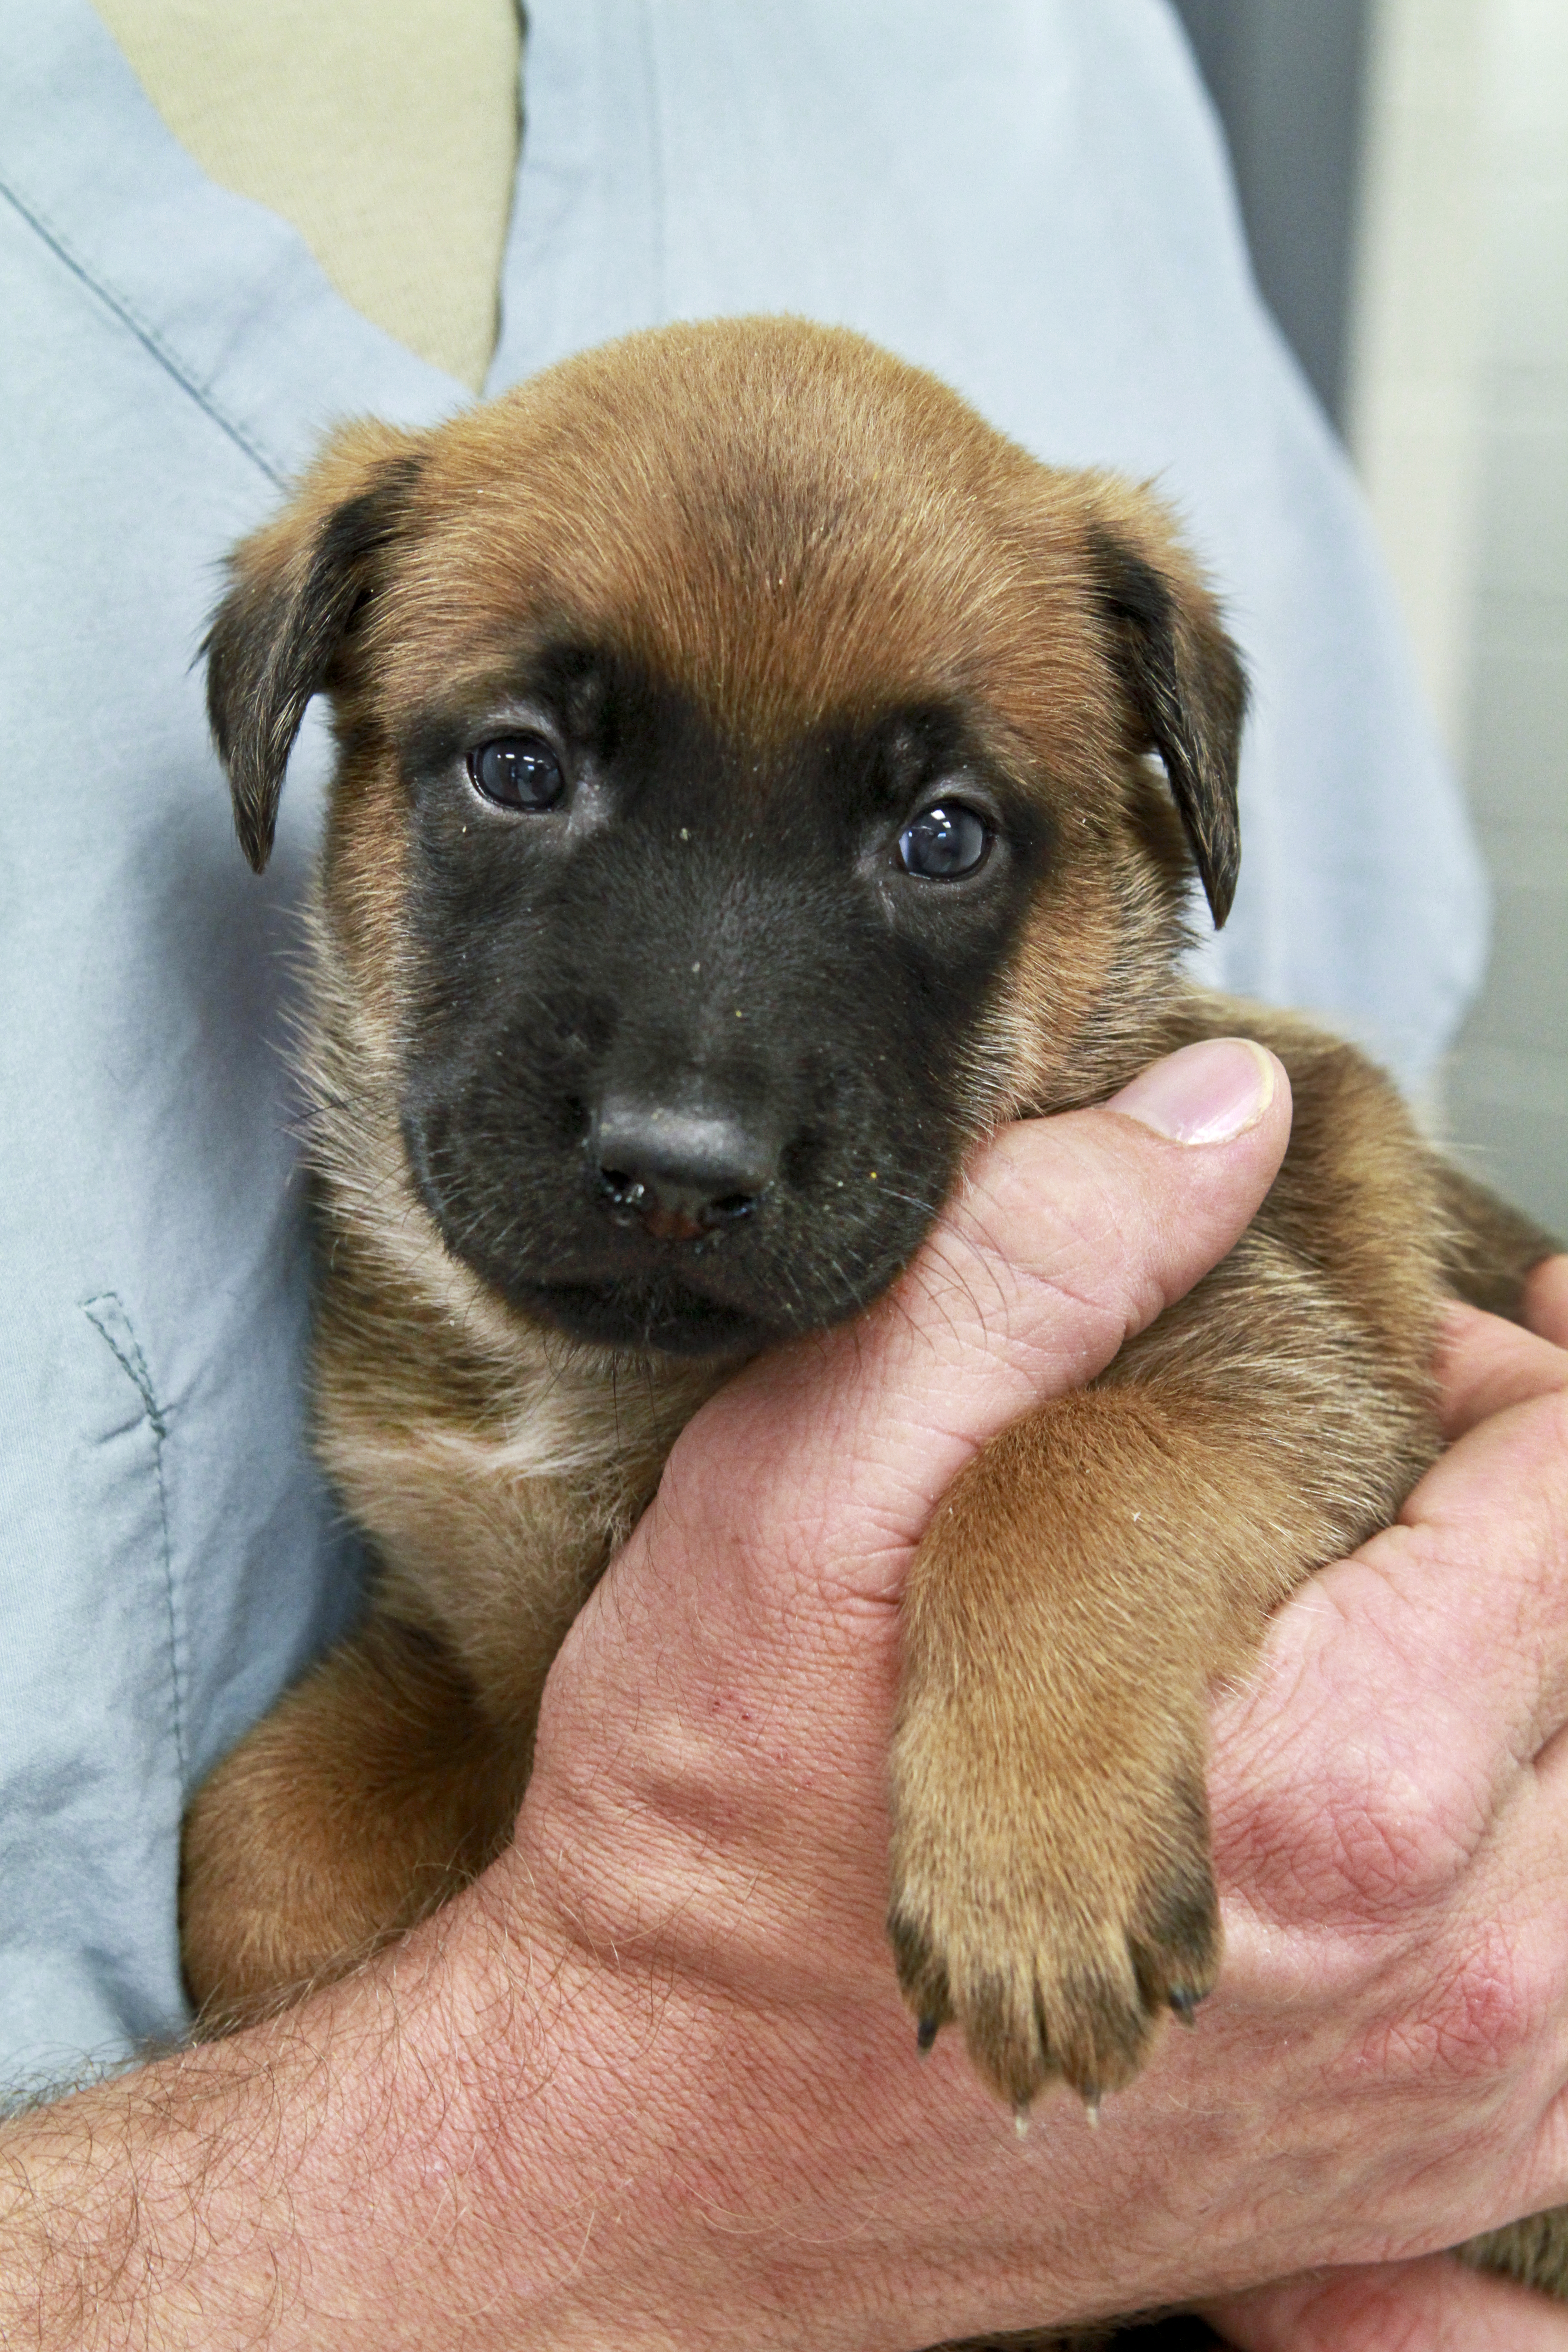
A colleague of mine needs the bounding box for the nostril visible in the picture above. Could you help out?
[708,1192,758,1222]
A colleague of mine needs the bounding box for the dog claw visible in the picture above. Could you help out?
[1169,1987,1202,2027]
[916,2015,940,2054]
[1083,2092,1101,2129]
[1013,2104,1031,2140]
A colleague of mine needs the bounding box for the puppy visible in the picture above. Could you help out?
[184,317,1560,2304]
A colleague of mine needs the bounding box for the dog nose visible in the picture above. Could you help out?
[594,1096,775,1239]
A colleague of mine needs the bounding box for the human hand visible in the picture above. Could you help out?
[495,1127,1568,2342]
[1196,1253,1568,2350]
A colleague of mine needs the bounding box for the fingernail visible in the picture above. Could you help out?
[1108,1038,1276,1145]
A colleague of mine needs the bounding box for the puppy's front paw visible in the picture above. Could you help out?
[887,1703,1219,2111]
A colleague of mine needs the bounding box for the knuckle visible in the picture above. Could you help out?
[1345,1915,1555,2093]
[1231,1734,1485,1933]
[1225,1579,1497,1930]
[1320,1758,1485,1920]
[967,1123,1150,1310]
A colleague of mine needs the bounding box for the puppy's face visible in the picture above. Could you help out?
[207,320,1243,1358]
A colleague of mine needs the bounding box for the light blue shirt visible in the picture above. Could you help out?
[0,0,1485,2094]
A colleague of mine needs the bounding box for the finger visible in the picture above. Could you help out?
[664,1038,1290,1589]
[1203,2252,1568,2350]
[1213,1387,1568,1923]
[1527,1256,1568,1351]
[1437,1300,1568,1442]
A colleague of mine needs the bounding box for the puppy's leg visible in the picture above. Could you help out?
[889,1385,1259,2107]
[887,1252,1437,2111]
[1430,1155,1561,1322]
[180,1610,528,2025]
[1464,2211,1568,2300]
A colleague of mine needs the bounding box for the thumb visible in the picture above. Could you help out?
[1203,2254,1568,2350]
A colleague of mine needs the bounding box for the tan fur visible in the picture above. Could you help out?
[181,318,1563,2313]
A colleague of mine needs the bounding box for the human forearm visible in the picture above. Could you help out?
[0,1930,533,2350]
[2,1979,380,2346]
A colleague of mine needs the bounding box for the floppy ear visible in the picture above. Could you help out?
[1087,514,1247,929]
[204,426,426,872]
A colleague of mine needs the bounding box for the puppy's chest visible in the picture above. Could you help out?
[315,1312,721,1724]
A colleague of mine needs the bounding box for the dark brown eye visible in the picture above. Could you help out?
[468,734,566,811]
[897,801,991,879]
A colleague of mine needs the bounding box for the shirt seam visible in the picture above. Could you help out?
[82,1293,189,1790]
[0,174,290,490]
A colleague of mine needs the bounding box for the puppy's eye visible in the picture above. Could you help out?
[467,734,566,811]
[897,801,991,880]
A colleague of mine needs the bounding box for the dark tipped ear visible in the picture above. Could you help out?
[1089,526,1247,929]
[204,434,426,872]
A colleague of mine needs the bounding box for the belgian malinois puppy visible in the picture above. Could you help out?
[185,317,1561,2310]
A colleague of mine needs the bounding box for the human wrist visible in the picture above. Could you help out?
[451,1841,903,2351]
[0,1999,343,2347]
[0,1899,578,2352]
[309,1859,857,2352]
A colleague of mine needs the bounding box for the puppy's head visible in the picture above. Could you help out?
[206,319,1244,1358]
